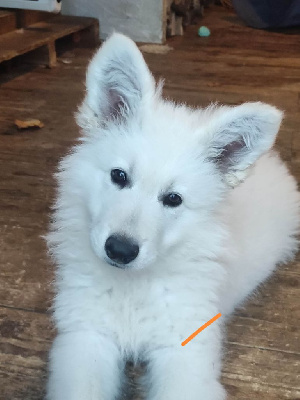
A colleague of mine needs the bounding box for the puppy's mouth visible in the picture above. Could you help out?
[105,257,131,269]
[107,260,125,269]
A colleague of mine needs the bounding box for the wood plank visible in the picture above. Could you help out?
[16,10,52,28]
[0,15,98,64]
[223,348,300,399]
[0,308,52,400]
[0,10,17,35]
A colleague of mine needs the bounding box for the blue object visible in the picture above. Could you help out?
[198,26,210,37]
[232,0,300,29]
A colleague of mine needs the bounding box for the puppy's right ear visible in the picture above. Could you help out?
[77,33,155,132]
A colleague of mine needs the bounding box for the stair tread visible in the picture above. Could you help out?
[0,8,17,35]
[0,14,98,63]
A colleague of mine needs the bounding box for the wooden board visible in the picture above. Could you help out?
[15,10,52,28]
[0,5,299,400]
[0,9,17,35]
[0,15,99,66]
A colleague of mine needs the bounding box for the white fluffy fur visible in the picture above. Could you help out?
[46,33,300,400]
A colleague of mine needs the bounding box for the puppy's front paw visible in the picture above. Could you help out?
[202,381,226,400]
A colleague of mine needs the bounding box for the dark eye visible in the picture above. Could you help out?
[163,193,182,208]
[111,169,128,188]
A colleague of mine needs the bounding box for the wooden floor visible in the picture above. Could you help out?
[0,6,299,400]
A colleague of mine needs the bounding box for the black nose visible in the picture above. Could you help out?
[105,235,139,265]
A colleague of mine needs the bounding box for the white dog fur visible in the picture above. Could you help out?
[46,33,299,400]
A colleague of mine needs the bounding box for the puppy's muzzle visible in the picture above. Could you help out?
[105,234,139,266]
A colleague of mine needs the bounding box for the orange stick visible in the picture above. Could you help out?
[181,313,222,346]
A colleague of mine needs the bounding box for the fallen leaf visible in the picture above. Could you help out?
[15,119,44,129]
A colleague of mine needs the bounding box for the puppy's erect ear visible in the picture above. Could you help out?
[205,102,283,187]
[77,33,155,131]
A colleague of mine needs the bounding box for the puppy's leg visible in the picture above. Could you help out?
[46,331,123,400]
[145,343,225,400]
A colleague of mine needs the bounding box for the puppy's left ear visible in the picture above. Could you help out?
[77,33,155,131]
[205,102,283,187]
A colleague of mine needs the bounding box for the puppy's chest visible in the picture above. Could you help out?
[87,277,205,349]
[98,281,171,331]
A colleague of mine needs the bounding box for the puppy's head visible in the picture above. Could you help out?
[61,34,282,271]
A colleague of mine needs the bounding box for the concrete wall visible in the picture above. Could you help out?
[62,0,164,43]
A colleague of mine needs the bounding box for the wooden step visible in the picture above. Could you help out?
[0,9,17,35]
[15,9,53,27]
[0,14,99,67]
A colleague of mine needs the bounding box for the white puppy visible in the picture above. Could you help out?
[46,33,299,400]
